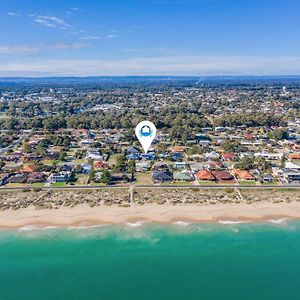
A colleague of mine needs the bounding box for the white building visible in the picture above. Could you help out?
[48,172,70,183]
[254,152,283,160]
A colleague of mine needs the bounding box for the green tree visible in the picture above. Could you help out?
[22,141,31,153]
[59,151,67,161]
[268,129,289,141]
[101,170,111,184]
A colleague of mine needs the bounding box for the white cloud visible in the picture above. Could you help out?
[80,33,118,40]
[52,42,89,50]
[1,55,300,76]
[80,35,102,40]
[106,34,118,39]
[34,15,71,29]
[0,45,39,54]
[0,43,89,55]
[6,12,21,16]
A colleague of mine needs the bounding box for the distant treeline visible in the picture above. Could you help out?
[214,113,286,127]
[0,112,285,133]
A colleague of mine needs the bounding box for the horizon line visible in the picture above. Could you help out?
[2,74,300,79]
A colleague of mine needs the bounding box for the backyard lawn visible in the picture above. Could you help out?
[135,172,152,185]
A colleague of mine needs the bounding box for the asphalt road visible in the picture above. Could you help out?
[0,184,300,191]
[0,134,28,154]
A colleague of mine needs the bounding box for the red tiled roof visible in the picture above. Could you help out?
[22,164,36,173]
[233,169,255,180]
[195,170,215,181]
[244,134,254,139]
[289,153,300,160]
[211,170,233,181]
[169,146,185,153]
[94,161,107,169]
[222,153,235,160]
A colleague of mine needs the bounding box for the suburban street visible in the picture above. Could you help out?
[0,134,28,154]
[0,184,299,191]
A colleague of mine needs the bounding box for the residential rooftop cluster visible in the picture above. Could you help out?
[0,79,299,188]
[0,119,299,188]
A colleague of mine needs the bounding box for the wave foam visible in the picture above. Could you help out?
[268,218,288,224]
[172,221,191,227]
[125,221,145,228]
[67,224,105,230]
[219,220,250,225]
[18,225,59,231]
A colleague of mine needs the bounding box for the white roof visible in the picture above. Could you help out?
[285,162,300,170]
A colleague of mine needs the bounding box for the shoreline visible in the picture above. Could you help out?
[0,188,299,229]
[0,202,299,229]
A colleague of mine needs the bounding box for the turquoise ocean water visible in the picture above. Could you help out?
[0,220,300,300]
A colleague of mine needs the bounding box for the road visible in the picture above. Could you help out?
[0,134,28,154]
[0,184,300,191]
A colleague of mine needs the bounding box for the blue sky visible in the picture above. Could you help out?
[1,0,300,76]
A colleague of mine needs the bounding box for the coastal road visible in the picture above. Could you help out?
[0,134,28,154]
[1,184,300,191]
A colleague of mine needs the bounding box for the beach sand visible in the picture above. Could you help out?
[1,202,300,228]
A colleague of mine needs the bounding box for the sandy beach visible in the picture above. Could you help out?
[0,202,300,228]
[0,188,299,228]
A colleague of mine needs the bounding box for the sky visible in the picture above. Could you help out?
[1,0,300,77]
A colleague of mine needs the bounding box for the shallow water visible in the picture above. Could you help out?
[0,221,300,300]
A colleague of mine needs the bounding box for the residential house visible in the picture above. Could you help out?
[169,146,185,153]
[285,162,300,170]
[222,153,236,161]
[22,164,36,173]
[198,140,211,147]
[81,163,92,174]
[94,161,107,170]
[126,147,140,155]
[280,169,300,183]
[172,152,184,161]
[152,162,169,171]
[205,151,220,161]
[46,150,59,160]
[48,172,70,183]
[110,173,132,184]
[6,173,28,184]
[215,126,226,133]
[190,162,205,173]
[3,162,23,172]
[289,153,300,160]
[85,150,103,161]
[254,152,283,160]
[152,170,173,183]
[135,162,149,172]
[262,174,274,183]
[212,170,234,182]
[173,171,193,181]
[127,153,140,160]
[195,170,215,181]
[240,152,254,159]
[141,153,155,161]
[27,172,46,183]
[0,173,11,185]
[174,162,186,169]
[208,161,225,170]
[80,139,94,147]
[71,129,89,137]
[60,164,75,172]
[233,169,255,181]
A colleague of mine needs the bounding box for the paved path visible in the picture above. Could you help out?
[0,184,299,191]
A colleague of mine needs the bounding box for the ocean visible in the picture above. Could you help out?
[0,220,300,300]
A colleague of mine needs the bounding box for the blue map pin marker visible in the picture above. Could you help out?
[135,121,157,153]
